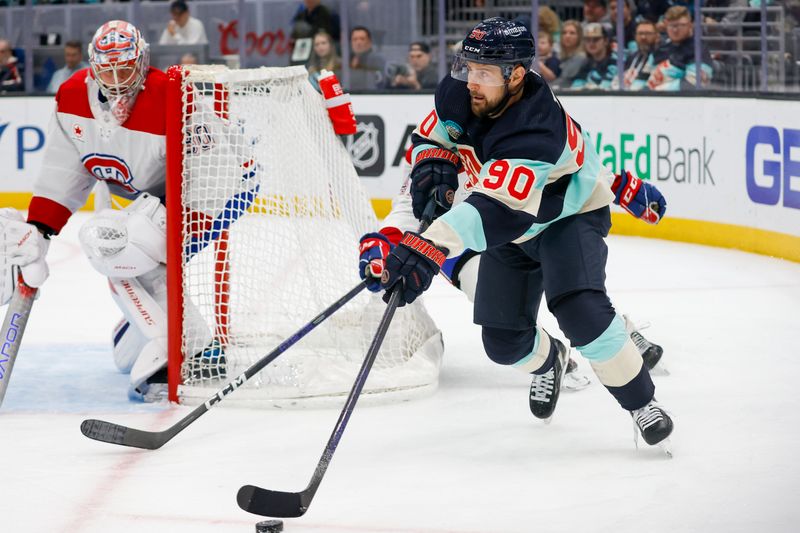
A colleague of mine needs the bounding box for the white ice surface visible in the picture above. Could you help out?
[1,213,799,533]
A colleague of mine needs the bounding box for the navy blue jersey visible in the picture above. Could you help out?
[412,72,614,258]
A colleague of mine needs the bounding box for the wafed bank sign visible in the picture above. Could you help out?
[347,115,385,177]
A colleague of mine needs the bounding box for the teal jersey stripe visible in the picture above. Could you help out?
[439,202,488,252]
[521,131,605,239]
[513,331,542,369]
[576,314,628,362]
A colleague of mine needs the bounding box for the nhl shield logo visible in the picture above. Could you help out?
[347,115,385,177]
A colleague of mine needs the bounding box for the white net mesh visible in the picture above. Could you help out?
[176,65,443,407]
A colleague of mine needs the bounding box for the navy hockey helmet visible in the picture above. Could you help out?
[451,17,535,86]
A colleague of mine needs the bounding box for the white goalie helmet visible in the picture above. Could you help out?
[88,20,150,99]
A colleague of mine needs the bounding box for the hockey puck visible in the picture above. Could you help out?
[255,519,284,532]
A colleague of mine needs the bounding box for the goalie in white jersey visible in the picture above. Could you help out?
[0,20,221,401]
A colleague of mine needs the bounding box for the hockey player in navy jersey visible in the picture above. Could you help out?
[0,20,222,402]
[374,18,673,449]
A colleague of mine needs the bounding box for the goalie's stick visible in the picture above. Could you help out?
[0,273,38,409]
[237,199,437,518]
[80,280,368,449]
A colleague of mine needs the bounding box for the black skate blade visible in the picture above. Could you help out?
[237,485,309,518]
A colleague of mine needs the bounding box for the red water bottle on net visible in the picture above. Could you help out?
[318,69,357,135]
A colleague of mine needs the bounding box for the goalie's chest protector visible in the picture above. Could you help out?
[55,68,168,199]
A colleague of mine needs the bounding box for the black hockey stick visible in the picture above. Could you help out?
[237,199,437,518]
[80,280,368,449]
[0,273,38,409]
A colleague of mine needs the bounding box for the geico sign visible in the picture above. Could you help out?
[746,126,800,209]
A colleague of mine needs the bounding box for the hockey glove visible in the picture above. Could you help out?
[358,230,398,292]
[612,170,667,225]
[381,232,447,306]
[410,147,460,220]
[0,208,50,290]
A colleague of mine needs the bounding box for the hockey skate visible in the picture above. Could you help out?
[563,357,591,391]
[631,399,674,457]
[529,337,569,423]
[624,315,667,374]
[187,339,227,382]
[140,367,169,403]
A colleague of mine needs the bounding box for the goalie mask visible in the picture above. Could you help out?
[88,20,150,123]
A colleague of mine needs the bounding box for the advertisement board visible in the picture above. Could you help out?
[1,93,797,260]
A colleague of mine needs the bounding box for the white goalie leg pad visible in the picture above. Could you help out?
[111,317,147,373]
[79,193,166,279]
[128,337,168,401]
[108,271,169,399]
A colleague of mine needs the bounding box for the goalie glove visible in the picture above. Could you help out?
[380,232,447,306]
[410,147,459,221]
[0,208,51,291]
[612,170,667,225]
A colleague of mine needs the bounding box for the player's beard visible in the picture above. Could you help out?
[469,89,503,119]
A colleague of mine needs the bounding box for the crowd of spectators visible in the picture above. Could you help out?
[1,0,797,95]
[543,1,715,90]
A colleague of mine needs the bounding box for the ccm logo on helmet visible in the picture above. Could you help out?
[82,153,139,194]
[464,45,480,53]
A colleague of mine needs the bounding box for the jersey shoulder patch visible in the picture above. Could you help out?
[433,76,471,140]
[55,68,92,119]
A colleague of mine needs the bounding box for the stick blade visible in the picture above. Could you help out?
[237,485,308,518]
[80,419,164,450]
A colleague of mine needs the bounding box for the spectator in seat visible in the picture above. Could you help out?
[290,0,339,65]
[618,20,660,90]
[635,0,670,24]
[390,42,438,91]
[159,0,208,45]
[538,6,562,49]
[348,26,386,90]
[609,0,637,53]
[180,52,199,65]
[535,30,561,82]
[552,19,585,89]
[47,40,89,94]
[291,0,339,43]
[583,0,611,29]
[0,39,23,93]
[571,22,618,89]
[647,6,713,90]
[306,30,342,88]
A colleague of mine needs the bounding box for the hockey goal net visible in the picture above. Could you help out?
[165,65,443,407]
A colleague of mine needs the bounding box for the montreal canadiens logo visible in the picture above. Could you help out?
[81,153,139,194]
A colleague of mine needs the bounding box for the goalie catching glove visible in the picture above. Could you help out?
[0,208,51,294]
[410,147,459,220]
[612,170,667,224]
[380,232,447,306]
